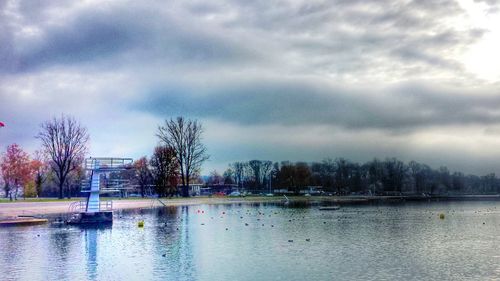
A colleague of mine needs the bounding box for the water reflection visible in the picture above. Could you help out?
[1,201,500,281]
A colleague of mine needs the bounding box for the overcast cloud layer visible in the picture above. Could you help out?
[1,0,500,174]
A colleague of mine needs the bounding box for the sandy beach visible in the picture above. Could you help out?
[0,197,290,218]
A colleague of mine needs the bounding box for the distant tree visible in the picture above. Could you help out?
[230,162,245,188]
[223,168,235,185]
[0,144,32,200]
[349,163,364,193]
[261,161,273,187]
[157,117,209,197]
[295,162,312,189]
[451,172,465,192]
[334,158,351,194]
[321,158,336,191]
[31,150,50,197]
[277,161,298,193]
[37,115,89,199]
[248,160,262,188]
[437,166,451,193]
[150,145,179,197]
[134,157,152,198]
[207,170,223,185]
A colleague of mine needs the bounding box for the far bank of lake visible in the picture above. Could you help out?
[1,194,500,219]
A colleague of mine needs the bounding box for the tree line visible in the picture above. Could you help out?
[2,115,500,199]
[216,158,500,195]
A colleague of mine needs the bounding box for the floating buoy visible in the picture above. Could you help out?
[439,213,445,219]
[138,220,144,227]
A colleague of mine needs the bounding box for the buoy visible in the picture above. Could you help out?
[288,240,293,242]
[138,220,144,227]
[439,213,445,219]
[162,254,166,257]
[306,239,310,242]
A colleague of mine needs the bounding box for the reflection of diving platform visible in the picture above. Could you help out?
[67,157,133,224]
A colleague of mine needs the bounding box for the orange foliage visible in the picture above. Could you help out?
[0,144,33,198]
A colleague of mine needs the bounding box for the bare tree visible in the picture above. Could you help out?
[134,156,152,198]
[37,115,89,199]
[230,162,246,188]
[32,150,50,197]
[157,117,209,197]
[150,145,178,197]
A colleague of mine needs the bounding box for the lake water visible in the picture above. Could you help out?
[1,201,500,281]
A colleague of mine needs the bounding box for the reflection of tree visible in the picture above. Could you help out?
[50,229,71,279]
[152,206,197,280]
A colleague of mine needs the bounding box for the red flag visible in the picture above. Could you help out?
[0,122,4,127]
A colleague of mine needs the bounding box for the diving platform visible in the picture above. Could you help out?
[67,157,132,225]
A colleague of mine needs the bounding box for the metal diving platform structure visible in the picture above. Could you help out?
[67,157,133,224]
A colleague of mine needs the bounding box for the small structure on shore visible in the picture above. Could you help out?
[67,157,132,224]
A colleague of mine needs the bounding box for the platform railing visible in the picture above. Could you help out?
[84,158,133,171]
[68,200,87,213]
[68,200,113,213]
[80,179,132,192]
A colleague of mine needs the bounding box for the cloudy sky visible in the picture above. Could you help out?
[1,0,500,175]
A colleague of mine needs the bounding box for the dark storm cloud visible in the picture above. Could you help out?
[0,0,485,79]
[139,79,500,131]
[0,1,262,74]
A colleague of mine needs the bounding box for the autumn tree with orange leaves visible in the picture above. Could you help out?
[0,144,32,200]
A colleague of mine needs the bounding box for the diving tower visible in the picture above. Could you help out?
[67,157,133,224]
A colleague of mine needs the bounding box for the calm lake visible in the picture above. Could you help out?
[1,201,500,281]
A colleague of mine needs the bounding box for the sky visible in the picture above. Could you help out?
[1,0,500,175]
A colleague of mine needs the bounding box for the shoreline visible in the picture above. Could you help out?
[1,195,499,219]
